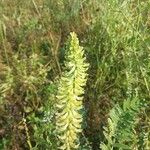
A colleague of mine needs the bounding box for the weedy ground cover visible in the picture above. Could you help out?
[0,0,150,150]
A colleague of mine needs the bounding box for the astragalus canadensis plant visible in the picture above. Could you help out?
[100,97,142,150]
[56,32,89,150]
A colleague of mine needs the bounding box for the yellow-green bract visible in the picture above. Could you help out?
[56,32,89,150]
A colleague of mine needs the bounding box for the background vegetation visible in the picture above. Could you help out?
[0,0,150,149]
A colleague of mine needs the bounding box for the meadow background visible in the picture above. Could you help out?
[0,0,150,149]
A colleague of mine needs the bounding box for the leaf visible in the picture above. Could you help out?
[113,143,131,150]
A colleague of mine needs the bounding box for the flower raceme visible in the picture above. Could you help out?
[56,32,89,150]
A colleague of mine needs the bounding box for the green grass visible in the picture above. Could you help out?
[0,0,150,149]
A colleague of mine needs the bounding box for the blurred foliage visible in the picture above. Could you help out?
[0,0,150,150]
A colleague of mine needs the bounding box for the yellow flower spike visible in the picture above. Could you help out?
[56,32,89,149]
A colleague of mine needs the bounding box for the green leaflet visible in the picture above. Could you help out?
[100,98,141,150]
[56,32,89,150]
